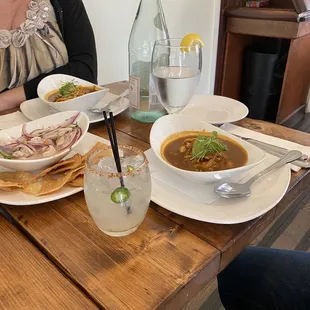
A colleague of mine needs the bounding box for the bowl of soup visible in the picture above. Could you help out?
[150,115,266,183]
[38,74,109,112]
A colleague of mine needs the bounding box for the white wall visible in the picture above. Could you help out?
[83,0,220,94]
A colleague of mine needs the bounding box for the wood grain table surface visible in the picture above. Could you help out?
[1,82,310,309]
[0,214,98,309]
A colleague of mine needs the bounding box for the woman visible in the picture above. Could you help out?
[0,0,97,112]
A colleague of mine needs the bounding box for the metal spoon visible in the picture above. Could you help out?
[89,89,129,113]
[215,150,303,199]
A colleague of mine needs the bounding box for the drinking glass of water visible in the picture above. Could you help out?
[84,145,151,237]
[151,38,202,114]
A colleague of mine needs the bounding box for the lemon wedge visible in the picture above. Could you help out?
[180,33,204,52]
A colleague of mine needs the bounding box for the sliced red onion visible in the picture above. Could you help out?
[3,114,83,159]
[22,124,33,139]
[57,128,81,151]
[75,127,82,141]
[60,112,80,128]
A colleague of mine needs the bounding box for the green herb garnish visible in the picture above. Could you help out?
[191,131,227,161]
[0,150,12,159]
[59,81,78,98]
[111,187,130,204]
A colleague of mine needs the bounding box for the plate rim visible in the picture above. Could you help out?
[20,95,129,124]
[150,165,291,224]
[182,94,249,125]
[0,133,108,206]
[147,142,291,224]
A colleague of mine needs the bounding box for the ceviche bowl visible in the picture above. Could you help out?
[150,115,266,183]
[0,111,89,172]
[37,74,109,112]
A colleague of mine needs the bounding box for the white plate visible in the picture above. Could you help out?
[20,92,129,124]
[181,95,249,125]
[150,159,291,224]
[0,133,109,206]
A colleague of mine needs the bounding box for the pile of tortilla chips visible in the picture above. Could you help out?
[0,142,107,196]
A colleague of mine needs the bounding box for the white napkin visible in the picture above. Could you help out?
[94,92,128,110]
[221,123,310,172]
[146,148,282,205]
[0,111,30,130]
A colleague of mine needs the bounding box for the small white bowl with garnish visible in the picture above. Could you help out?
[0,111,89,172]
[150,114,266,183]
[37,74,109,112]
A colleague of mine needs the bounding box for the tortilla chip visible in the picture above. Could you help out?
[0,143,107,195]
[0,187,21,192]
[67,167,84,183]
[81,142,108,162]
[68,175,84,187]
[0,179,23,192]
[35,153,82,179]
[0,172,35,186]
[23,170,77,196]
[49,155,83,175]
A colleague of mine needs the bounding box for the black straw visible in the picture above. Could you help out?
[103,111,124,188]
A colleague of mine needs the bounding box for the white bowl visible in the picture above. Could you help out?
[0,111,89,172]
[150,115,266,183]
[37,74,109,112]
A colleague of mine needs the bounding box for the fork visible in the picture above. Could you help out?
[233,134,310,168]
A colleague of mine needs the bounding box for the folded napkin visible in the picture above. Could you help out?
[145,148,282,205]
[94,92,128,110]
[221,123,310,172]
[0,111,30,130]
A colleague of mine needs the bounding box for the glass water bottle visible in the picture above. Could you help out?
[128,0,169,123]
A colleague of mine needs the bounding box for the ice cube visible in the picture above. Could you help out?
[121,154,145,171]
[97,156,117,173]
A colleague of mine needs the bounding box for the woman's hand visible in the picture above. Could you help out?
[0,86,26,112]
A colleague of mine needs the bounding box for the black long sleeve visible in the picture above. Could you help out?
[23,0,98,99]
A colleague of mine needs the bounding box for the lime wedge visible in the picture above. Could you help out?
[127,165,134,172]
[111,187,130,204]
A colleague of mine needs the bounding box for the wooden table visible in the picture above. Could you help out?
[1,82,310,309]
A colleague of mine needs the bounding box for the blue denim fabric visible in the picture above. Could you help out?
[218,247,310,310]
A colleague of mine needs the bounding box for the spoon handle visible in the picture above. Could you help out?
[245,150,303,187]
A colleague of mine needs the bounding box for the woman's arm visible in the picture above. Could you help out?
[23,0,98,100]
[0,86,26,112]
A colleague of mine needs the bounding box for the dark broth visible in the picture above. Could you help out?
[161,132,248,172]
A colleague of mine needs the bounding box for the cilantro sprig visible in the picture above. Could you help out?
[59,81,78,98]
[191,131,227,161]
